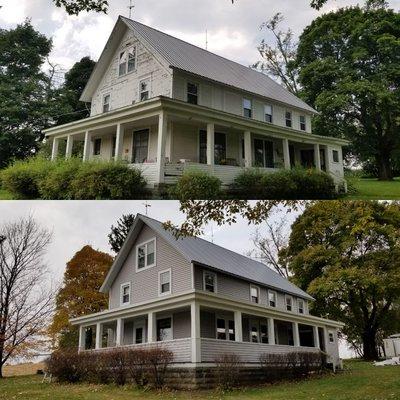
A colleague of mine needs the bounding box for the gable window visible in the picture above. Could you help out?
[119,51,127,76]
[159,269,171,295]
[139,79,150,101]
[250,285,260,304]
[254,138,274,168]
[332,150,339,163]
[127,47,136,73]
[265,105,273,123]
[285,295,293,312]
[119,47,136,76]
[243,98,252,118]
[285,111,292,128]
[187,82,199,105]
[120,283,131,306]
[300,115,306,131]
[136,238,156,271]
[157,317,172,341]
[298,299,304,314]
[93,138,102,156]
[103,94,110,113]
[268,291,277,307]
[203,271,216,293]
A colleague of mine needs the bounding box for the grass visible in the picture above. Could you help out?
[0,361,398,400]
[346,177,400,200]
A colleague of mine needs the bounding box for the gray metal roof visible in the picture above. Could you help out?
[110,214,312,301]
[121,17,316,114]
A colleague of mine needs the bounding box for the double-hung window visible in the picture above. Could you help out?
[300,115,306,131]
[265,105,273,123]
[187,82,199,105]
[119,46,136,76]
[157,317,172,341]
[332,150,339,163]
[120,283,131,306]
[243,98,252,118]
[139,79,150,101]
[159,269,171,295]
[268,290,277,307]
[298,299,304,314]
[285,111,292,128]
[329,332,334,343]
[103,94,110,113]
[93,138,101,156]
[285,295,293,311]
[136,239,156,270]
[203,271,216,293]
[250,285,259,304]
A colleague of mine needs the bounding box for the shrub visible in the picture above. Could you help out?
[170,169,222,200]
[213,353,241,391]
[125,348,150,387]
[145,347,174,388]
[46,349,84,383]
[108,349,128,386]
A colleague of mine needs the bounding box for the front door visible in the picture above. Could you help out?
[300,149,315,168]
[318,327,326,351]
[132,129,149,164]
[134,321,145,344]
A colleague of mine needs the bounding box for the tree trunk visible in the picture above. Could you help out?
[362,328,379,360]
[377,155,393,181]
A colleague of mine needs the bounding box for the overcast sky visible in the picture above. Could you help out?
[1,0,399,73]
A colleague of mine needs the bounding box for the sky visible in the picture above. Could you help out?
[1,0,399,74]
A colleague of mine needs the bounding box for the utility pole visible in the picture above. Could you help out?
[128,0,134,18]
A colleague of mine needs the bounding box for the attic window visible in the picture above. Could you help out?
[136,238,156,271]
[119,46,136,76]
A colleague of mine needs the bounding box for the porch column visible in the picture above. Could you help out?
[95,322,102,350]
[206,123,215,166]
[324,146,331,173]
[244,131,252,168]
[313,326,320,349]
[51,137,60,161]
[78,325,85,351]
[83,130,92,162]
[293,321,300,347]
[65,135,74,159]
[116,318,123,347]
[283,138,291,170]
[147,311,157,343]
[165,121,173,163]
[191,302,201,363]
[314,143,321,171]
[114,124,125,161]
[268,318,275,345]
[156,111,168,184]
[234,310,242,342]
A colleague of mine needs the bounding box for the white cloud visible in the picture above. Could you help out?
[0,0,26,24]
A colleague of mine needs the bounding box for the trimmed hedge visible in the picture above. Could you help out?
[231,167,337,199]
[0,157,148,200]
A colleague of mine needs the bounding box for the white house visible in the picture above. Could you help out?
[70,214,344,380]
[44,17,347,187]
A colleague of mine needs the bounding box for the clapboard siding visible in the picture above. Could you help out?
[173,311,191,339]
[130,163,159,185]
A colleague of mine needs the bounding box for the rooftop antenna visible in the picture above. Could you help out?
[210,224,214,243]
[142,201,151,216]
[128,0,134,18]
[205,29,208,50]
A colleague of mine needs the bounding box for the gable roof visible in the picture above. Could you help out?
[100,214,314,301]
[81,16,316,114]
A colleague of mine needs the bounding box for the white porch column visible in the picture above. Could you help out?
[206,123,215,166]
[283,138,291,170]
[244,131,252,168]
[147,311,157,343]
[51,137,60,161]
[314,143,321,171]
[324,146,331,173]
[114,123,125,161]
[83,130,92,162]
[116,318,123,347]
[156,112,168,184]
[234,310,242,342]
[165,121,173,163]
[191,301,201,363]
[95,322,102,350]
[78,325,85,351]
[313,326,320,349]
[293,321,300,347]
[268,318,275,345]
[65,135,74,159]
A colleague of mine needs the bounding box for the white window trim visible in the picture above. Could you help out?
[298,298,305,314]
[102,93,111,113]
[135,237,157,272]
[243,98,253,118]
[120,282,131,307]
[285,110,292,127]
[332,149,340,163]
[118,45,137,77]
[156,314,174,342]
[264,104,273,123]
[186,81,200,104]
[158,268,172,297]
[268,289,277,308]
[328,330,335,343]
[285,294,293,312]
[203,270,217,293]
[299,115,306,131]
[250,284,260,304]
[138,76,152,102]
[215,314,235,341]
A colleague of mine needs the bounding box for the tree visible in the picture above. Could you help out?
[108,214,135,253]
[0,216,53,378]
[296,4,400,180]
[49,246,113,349]
[286,201,400,360]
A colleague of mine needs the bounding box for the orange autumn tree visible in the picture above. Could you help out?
[49,245,113,349]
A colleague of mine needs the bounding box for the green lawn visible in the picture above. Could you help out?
[0,361,398,400]
[346,177,400,200]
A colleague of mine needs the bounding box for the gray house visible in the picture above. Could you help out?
[71,214,343,370]
[44,17,347,188]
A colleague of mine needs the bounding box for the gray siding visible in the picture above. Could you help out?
[173,311,191,339]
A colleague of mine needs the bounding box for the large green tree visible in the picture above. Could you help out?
[286,201,400,360]
[296,3,400,180]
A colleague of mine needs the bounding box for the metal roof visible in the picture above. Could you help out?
[121,17,316,114]
[101,214,313,301]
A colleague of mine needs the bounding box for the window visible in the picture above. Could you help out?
[119,51,127,76]
[250,285,259,304]
[300,115,306,131]
[203,271,216,293]
[157,317,172,341]
[119,46,136,76]
[285,295,293,312]
[187,82,198,105]
[135,327,143,344]
[285,111,292,128]
[103,94,110,113]
[254,138,274,168]
[329,332,334,343]
[217,318,226,340]
[111,136,116,158]
[132,129,149,164]
[243,98,252,118]
[228,320,235,341]
[136,239,156,270]
[298,299,304,314]
[120,283,131,306]
[249,318,268,344]
[127,47,136,73]
[216,317,235,341]
[332,150,339,163]
[268,291,277,307]
[265,105,273,123]
[139,79,150,101]
[159,269,171,295]
[214,132,226,165]
[93,138,101,156]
